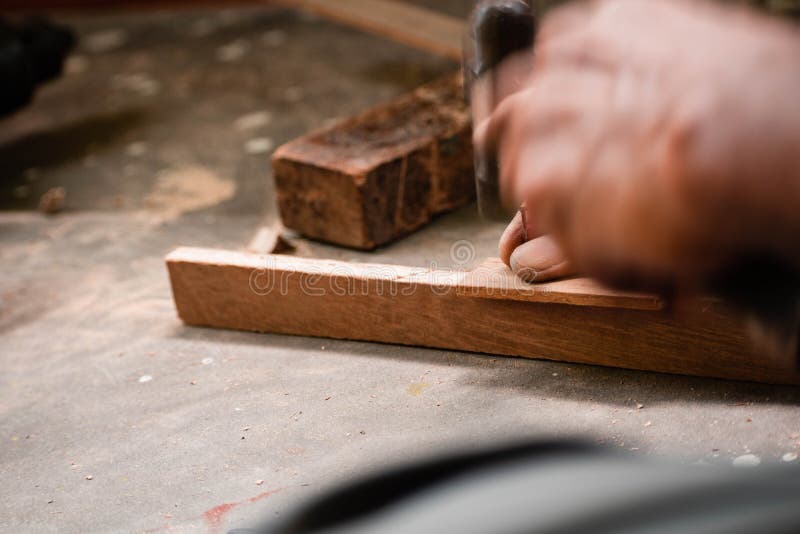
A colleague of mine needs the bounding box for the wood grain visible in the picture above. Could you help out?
[458,258,664,311]
[166,247,800,385]
[272,73,474,250]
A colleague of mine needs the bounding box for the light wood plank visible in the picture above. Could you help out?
[166,247,800,385]
[458,258,664,311]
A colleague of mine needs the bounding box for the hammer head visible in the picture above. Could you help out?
[464,0,536,221]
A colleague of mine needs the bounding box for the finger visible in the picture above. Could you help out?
[496,66,613,210]
[495,92,582,210]
[475,88,540,210]
[491,48,535,105]
[470,50,534,133]
[511,139,581,211]
[536,0,597,45]
[472,87,534,157]
[498,206,539,267]
[508,234,575,283]
[514,68,615,220]
[535,28,618,73]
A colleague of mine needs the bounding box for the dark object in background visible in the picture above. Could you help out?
[232,439,800,534]
[0,16,75,117]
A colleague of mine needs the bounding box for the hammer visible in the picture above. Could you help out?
[463,0,537,222]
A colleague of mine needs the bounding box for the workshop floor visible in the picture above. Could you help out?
[2,5,800,534]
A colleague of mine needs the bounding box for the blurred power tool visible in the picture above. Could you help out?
[0,17,75,117]
[463,0,537,221]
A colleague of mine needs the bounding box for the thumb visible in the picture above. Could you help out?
[509,234,575,283]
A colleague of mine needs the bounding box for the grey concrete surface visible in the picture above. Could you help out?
[2,5,800,534]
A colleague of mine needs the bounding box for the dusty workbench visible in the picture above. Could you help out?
[2,4,800,533]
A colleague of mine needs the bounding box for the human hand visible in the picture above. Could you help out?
[479,0,800,291]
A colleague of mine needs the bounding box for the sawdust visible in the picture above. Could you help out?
[144,166,235,221]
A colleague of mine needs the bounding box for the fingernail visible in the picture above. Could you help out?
[510,254,539,284]
[515,266,539,284]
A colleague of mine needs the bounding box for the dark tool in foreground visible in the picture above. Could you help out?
[230,439,800,534]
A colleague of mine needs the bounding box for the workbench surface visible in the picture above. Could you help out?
[2,5,800,533]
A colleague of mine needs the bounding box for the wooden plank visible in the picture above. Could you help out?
[7,0,466,62]
[273,0,464,60]
[1,0,262,12]
[272,72,474,250]
[458,258,664,311]
[166,247,800,385]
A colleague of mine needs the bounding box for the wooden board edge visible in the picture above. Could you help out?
[166,247,665,311]
[165,246,800,385]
